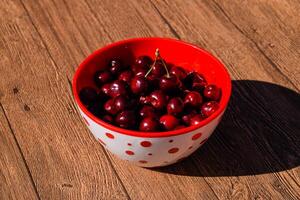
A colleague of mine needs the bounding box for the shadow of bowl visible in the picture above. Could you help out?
[153,80,300,176]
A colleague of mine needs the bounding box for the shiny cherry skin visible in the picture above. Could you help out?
[184,72,207,90]
[109,80,128,97]
[134,67,147,77]
[149,90,168,110]
[151,60,165,77]
[102,115,113,123]
[139,117,159,132]
[167,97,184,116]
[139,105,158,119]
[139,95,151,105]
[181,110,197,125]
[79,87,97,105]
[170,66,187,80]
[201,101,219,117]
[159,74,179,92]
[104,99,118,115]
[109,58,124,74]
[118,70,133,83]
[190,115,205,126]
[203,84,221,101]
[130,76,149,94]
[135,56,152,68]
[94,71,112,87]
[113,95,130,112]
[159,114,179,131]
[184,91,203,107]
[115,110,136,129]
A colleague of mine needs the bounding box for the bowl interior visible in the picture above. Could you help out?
[73,38,231,136]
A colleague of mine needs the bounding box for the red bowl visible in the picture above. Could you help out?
[72,38,231,167]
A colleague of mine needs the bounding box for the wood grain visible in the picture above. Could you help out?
[0,0,299,199]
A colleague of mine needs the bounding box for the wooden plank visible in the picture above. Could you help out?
[19,0,220,199]
[0,1,129,199]
[146,0,300,199]
[208,0,300,89]
[0,104,39,200]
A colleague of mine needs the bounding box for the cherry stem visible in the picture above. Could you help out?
[145,48,170,78]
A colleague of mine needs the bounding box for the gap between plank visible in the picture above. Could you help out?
[0,103,41,200]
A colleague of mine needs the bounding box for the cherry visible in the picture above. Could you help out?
[139,95,151,105]
[170,66,187,80]
[184,72,207,90]
[181,110,197,125]
[115,110,136,129]
[113,95,130,112]
[101,83,111,96]
[175,125,186,130]
[87,102,102,117]
[190,115,205,126]
[109,58,124,74]
[159,115,179,131]
[201,101,219,117]
[139,105,158,119]
[151,60,165,77]
[109,80,128,97]
[139,117,159,132]
[118,70,133,83]
[146,74,160,89]
[102,115,113,123]
[203,84,221,101]
[130,76,149,94]
[184,91,203,107]
[134,67,147,77]
[94,71,112,87]
[149,90,168,110]
[167,97,184,116]
[135,56,152,68]
[79,87,97,105]
[159,74,179,92]
[104,99,118,115]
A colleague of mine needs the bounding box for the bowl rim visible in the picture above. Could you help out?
[72,37,232,138]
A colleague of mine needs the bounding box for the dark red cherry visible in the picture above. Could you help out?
[79,87,97,105]
[192,73,207,90]
[104,99,118,115]
[149,90,168,110]
[159,115,179,131]
[130,76,149,94]
[167,97,184,115]
[139,105,158,119]
[203,85,221,101]
[181,110,197,125]
[175,125,186,130]
[151,60,165,77]
[170,66,187,80]
[139,95,151,105]
[109,80,128,97]
[113,95,130,112]
[109,58,124,74]
[118,70,133,83]
[159,74,179,92]
[115,110,136,129]
[135,56,152,68]
[146,74,160,89]
[94,71,112,87]
[201,101,219,117]
[184,91,203,107]
[87,102,102,117]
[134,67,147,77]
[190,115,205,126]
[102,115,113,123]
[139,117,159,132]
[101,83,111,96]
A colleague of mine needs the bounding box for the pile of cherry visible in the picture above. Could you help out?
[79,49,221,132]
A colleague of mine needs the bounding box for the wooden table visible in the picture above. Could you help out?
[1,0,299,199]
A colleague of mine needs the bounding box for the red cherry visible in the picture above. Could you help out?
[170,66,187,80]
[113,95,130,112]
[149,90,168,110]
[104,99,118,115]
[160,115,179,130]
[109,80,128,97]
[139,117,159,132]
[139,105,158,119]
[184,91,203,107]
[151,60,165,77]
[134,67,147,77]
[109,59,124,74]
[102,115,113,123]
[175,125,186,130]
[201,101,219,117]
[184,72,207,90]
[190,115,205,126]
[167,97,184,115]
[159,74,179,92]
[203,85,221,101]
[79,87,97,105]
[135,56,152,68]
[101,83,111,96]
[94,71,112,87]
[118,70,133,83]
[115,110,136,128]
[181,110,197,125]
[139,95,151,105]
[130,76,149,94]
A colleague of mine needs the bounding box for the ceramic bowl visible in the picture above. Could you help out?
[72,38,231,167]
